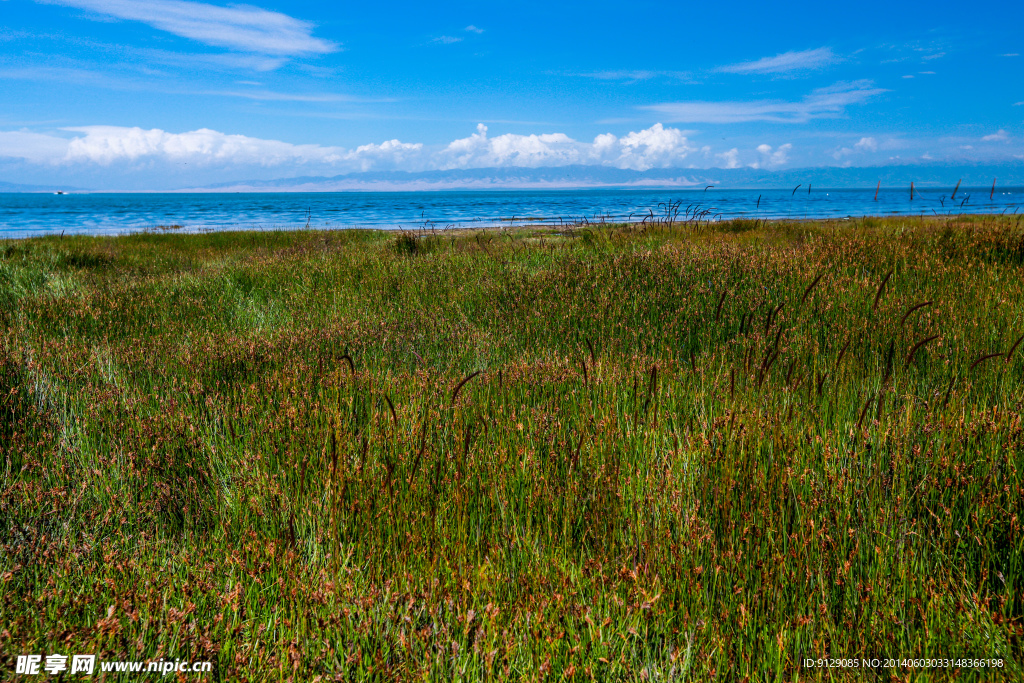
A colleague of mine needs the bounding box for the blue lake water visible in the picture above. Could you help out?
[1,187,1021,239]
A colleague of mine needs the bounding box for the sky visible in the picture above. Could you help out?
[0,0,1022,189]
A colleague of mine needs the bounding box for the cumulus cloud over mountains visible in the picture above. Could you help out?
[0,123,698,173]
[438,123,694,171]
[61,126,348,166]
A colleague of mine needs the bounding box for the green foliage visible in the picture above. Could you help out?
[1,216,1022,681]
[392,230,421,256]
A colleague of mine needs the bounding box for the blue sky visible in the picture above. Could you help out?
[0,0,1021,189]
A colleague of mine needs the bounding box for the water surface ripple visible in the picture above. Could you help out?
[1,187,1020,239]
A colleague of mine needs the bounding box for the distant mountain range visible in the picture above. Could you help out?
[187,162,1024,193]
[0,180,89,192]
[2,161,1021,193]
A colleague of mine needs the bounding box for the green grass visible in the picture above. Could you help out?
[2,216,1023,681]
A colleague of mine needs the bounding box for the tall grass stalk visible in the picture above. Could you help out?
[1,214,1022,680]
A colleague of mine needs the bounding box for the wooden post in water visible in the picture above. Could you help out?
[910,182,915,201]
[874,180,880,201]
[991,178,997,200]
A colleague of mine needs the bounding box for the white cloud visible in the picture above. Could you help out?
[199,89,369,102]
[59,126,427,170]
[0,123,696,173]
[855,137,878,152]
[0,130,73,163]
[139,48,287,72]
[37,0,336,55]
[753,143,791,168]
[61,126,348,166]
[431,35,462,44]
[575,70,693,82]
[902,75,915,79]
[717,47,836,74]
[612,123,698,170]
[438,123,695,171]
[982,129,1009,142]
[715,148,740,169]
[1004,53,1020,57]
[342,139,425,172]
[441,124,579,168]
[580,70,656,80]
[832,136,880,160]
[465,25,484,34]
[644,80,886,123]
[0,64,363,101]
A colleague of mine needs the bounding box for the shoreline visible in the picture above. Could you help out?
[1,210,1019,241]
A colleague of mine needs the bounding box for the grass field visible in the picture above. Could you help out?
[2,215,1023,681]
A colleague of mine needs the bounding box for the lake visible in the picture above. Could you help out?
[1,186,1020,239]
